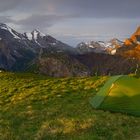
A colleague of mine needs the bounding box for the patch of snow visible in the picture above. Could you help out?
[35,29,45,37]
[105,43,112,48]
[31,30,41,46]
[0,25,20,39]
[32,30,45,40]
[89,45,94,48]
[0,26,7,30]
[137,41,140,44]
[32,30,38,41]
[111,49,116,55]
[25,32,32,40]
[98,41,106,47]
[35,41,41,47]
[8,28,20,39]
[52,43,56,45]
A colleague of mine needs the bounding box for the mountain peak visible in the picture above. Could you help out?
[134,26,140,35]
[32,29,40,34]
[0,23,11,30]
[0,23,21,39]
[0,23,7,27]
[32,29,45,36]
[24,29,45,41]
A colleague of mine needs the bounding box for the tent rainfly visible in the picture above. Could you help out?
[90,75,140,116]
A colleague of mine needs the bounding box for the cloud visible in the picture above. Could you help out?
[55,0,140,18]
[13,14,77,31]
[2,0,140,17]
[0,0,21,12]
[0,16,13,23]
[1,0,139,28]
[23,0,140,18]
[0,0,139,45]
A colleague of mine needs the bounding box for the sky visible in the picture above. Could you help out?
[0,0,140,46]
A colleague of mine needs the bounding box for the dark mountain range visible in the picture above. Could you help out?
[0,23,139,77]
[74,52,139,75]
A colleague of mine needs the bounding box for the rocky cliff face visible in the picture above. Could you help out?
[74,52,139,76]
[0,38,36,71]
[0,40,15,69]
[36,52,90,77]
[117,26,140,60]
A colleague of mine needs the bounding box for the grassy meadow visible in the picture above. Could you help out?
[0,72,140,140]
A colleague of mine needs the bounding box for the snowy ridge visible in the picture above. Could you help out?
[24,32,32,40]
[0,23,20,39]
[77,39,123,55]
[24,29,45,41]
[0,23,60,49]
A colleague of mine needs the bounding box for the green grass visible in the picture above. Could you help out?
[0,72,140,140]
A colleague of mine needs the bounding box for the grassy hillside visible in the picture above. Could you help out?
[0,72,140,140]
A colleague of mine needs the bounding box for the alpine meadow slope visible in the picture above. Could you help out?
[1,72,140,140]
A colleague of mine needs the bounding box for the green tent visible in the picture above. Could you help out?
[90,75,140,116]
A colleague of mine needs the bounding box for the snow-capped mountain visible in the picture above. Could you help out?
[76,41,106,54]
[105,38,123,55]
[76,39,123,55]
[24,29,76,54]
[0,23,27,40]
[0,23,75,51]
[24,30,44,41]
[0,23,75,71]
[0,23,139,77]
